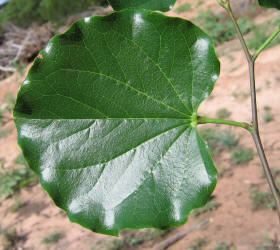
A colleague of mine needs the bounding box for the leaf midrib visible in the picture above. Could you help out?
[14,118,192,121]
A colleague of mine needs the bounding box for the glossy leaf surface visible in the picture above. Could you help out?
[258,0,280,9]
[107,0,177,11]
[14,9,220,235]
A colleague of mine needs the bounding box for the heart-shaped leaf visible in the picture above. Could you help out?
[14,9,220,236]
[107,0,177,11]
[258,0,280,9]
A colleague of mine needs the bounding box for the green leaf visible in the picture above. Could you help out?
[258,0,280,10]
[14,9,220,236]
[107,0,177,11]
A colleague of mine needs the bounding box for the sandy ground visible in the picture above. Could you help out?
[0,0,280,249]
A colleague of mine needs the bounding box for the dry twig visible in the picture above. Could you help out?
[153,218,211,250]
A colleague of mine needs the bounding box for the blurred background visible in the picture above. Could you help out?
[0,0,280,249]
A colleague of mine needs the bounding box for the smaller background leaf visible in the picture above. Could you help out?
[107,0,177,12]
[258,0,280,10]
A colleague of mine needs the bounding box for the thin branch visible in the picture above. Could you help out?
[253,27,280,61]
[153,218,211,250]
[251,130,280,219]
[220,0,252,63]
[248,63,259,132]
[13,31,31,63]
[248,61,280,221]
[217,0,280,221]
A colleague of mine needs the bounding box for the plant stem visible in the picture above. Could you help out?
[253,27,280,61]
[249,63,258,132]
[248,62,280,221]
[251,130,280,217]
[197,116,253,132]
[218,0,280,221]
[220,0,252,63]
